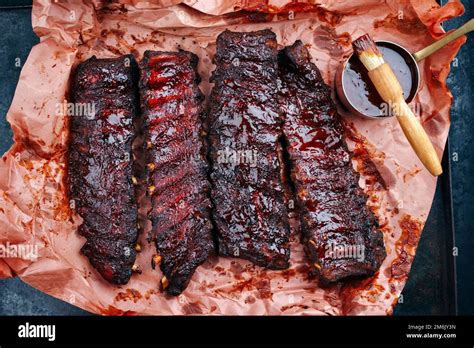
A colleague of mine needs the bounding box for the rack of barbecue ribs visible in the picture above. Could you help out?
[278,41,386,282]
[68,55,139,284]
[208,30,291,269]
[139,50,214,295]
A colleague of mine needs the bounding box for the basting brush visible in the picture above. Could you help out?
[352,34,442,176]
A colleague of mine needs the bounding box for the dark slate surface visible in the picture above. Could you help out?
[442,1,474,315]
[0,3,472,316]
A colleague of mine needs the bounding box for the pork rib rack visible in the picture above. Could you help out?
[208,30,291,269]
[139,50,214,295]
[68,55,139,284]
[278,41,386,282]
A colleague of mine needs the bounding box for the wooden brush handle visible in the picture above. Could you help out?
[368,64,443,176]
[395,101,443,176]
[413,18,474,62]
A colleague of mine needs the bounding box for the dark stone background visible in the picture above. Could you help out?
[0,1,472,315]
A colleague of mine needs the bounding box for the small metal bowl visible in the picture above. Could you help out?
[335,40,421,119]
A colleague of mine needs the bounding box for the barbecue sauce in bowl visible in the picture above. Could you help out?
[342,41,419,118]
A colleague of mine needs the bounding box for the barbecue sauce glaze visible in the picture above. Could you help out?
[343,42,417,117]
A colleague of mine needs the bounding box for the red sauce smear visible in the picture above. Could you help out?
[389,214,422,280]
[115,288,142,303]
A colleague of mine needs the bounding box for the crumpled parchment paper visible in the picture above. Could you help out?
[0,0,466,315]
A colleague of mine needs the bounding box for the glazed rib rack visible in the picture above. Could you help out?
[139,50,214,295]
[278,41,386,281]
[207,30,291,269]
[68,55,139,284]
